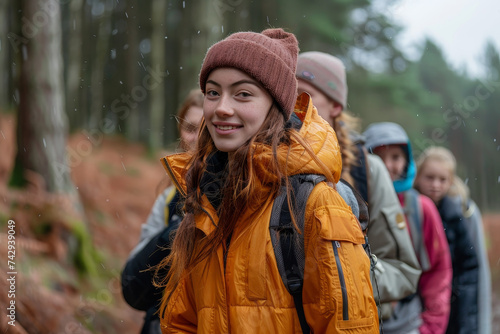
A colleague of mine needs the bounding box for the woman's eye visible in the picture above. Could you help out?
[206,90,219,97]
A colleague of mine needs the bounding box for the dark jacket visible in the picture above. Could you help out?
[438,195,479,334]
[121,190,181,334]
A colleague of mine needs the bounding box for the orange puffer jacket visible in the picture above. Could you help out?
[160,93,379,333]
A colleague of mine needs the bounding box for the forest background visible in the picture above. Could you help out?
[0,0,499,333]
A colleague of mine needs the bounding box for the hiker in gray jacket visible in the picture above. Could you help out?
[296,51,421,321]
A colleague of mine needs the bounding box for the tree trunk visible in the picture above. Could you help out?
[64,0,83,131]
[89,4,112,130]
[0,0,10,111]
[148,0,167,151]
[15,0,74,194]
[125,0,140,142]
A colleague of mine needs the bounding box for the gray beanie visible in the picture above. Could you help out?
[296,51,347,109]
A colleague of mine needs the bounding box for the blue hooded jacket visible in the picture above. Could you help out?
[362,122,416,193]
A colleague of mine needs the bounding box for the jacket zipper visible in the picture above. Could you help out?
[333,241,349,320]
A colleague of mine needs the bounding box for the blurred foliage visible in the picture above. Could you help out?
[71,219,103,276]
[1,0,498,210]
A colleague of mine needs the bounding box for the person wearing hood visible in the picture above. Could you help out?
[155,28,379,333]
[414,146,483,334]
[296,52,421,322]
[363,122,453,334]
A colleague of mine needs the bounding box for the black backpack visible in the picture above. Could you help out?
[269,174,374,334]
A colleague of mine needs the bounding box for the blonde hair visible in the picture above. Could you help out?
[415,146,469,206]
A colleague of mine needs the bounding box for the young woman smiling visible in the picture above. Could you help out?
[156,28,379,333]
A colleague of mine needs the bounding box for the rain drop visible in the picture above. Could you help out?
[140,39,151,54]
[43,138,46,148]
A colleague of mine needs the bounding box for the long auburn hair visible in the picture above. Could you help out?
[155,102,335,305]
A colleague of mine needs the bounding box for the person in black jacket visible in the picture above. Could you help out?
[414,146,480,334]
[121,89,203,334]
[436,196,479,333]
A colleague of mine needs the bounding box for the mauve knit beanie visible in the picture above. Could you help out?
[296,51,348,110]
[199,28,299,119]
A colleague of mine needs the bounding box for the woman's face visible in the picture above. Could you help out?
[415,159,453,203]
[373,145,407,182]
[179,105,203,151]
[203,68,273,153]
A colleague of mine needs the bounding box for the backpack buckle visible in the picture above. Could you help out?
[287,277,302,294]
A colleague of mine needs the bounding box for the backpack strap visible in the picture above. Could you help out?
[269,174,326,334]
[404,189,430,271]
